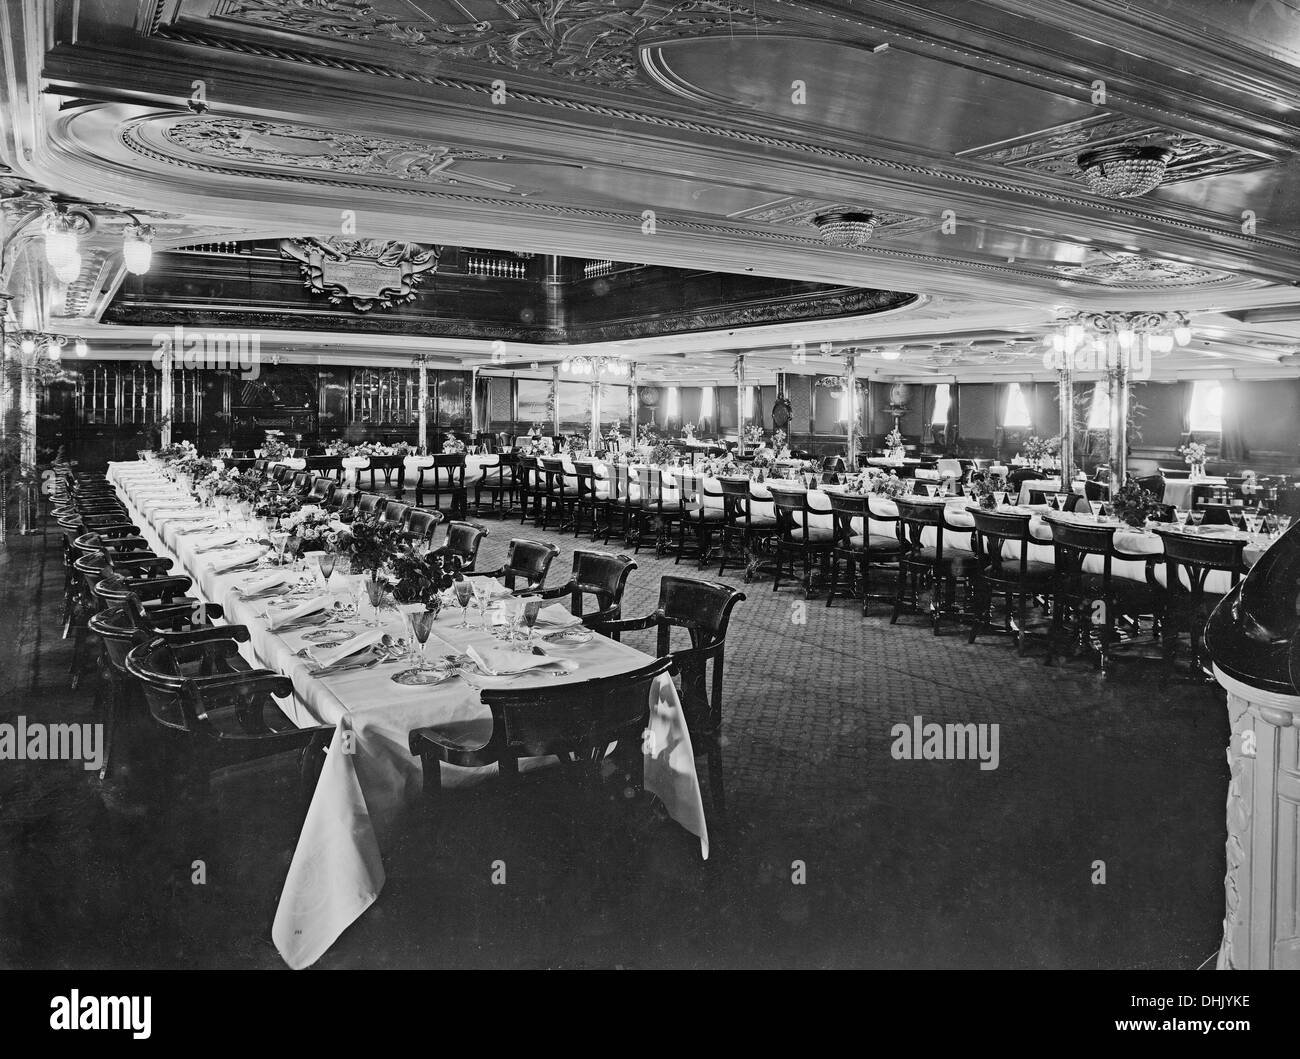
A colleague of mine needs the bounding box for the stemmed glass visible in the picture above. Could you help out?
[995,490,1009,508]
[521,598,542,651]
[400,608,441,680]
[1088,500,1104,519]
[1054,492,1068,512]
[1274,515,1292,539]
[1188,510,1205,529]
[270,528,290,566]
[1174,507,1190,528]
[1244,513,1262,538]
[315,550,336,590]
[1227,508,1246,531]
[364,576,388,627]
[454,579,474,628]
[472,580,495,633]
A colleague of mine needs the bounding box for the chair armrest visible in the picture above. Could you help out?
[157,624,251,648]
[111,555,174,576]
[120,576,195,601]
[537,580,575,601]
[589,610,663,635]
[477,564,506,579]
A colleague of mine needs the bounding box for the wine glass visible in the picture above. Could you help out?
[270,529,290,565]
[405,608,436,670]
[1054,492,1068,512]
[454,579,474,628]
[1245,513,1262,538]
[1174,507,1190,528]
[995,490,1008,508]
[315,550,336,589]
[364,576,387,627]
[1274,515,1292,538]
[1188,509,1205,528]
[521,598,542,651]
[1227,508,1246,531]
[471,580,495,632]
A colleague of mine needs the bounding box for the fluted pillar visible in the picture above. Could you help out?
[1056,364,1075,486]
[629,362,638,442]
[158,346,174,448]
[417,357,429,452]
[735,354,746,449]
[845,349,858,470]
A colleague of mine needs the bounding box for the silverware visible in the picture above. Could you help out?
[276,611,331,632]
[318,657,381,675]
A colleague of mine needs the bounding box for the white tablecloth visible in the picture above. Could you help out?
[107,461,709,970]
[1162,476,1227,510]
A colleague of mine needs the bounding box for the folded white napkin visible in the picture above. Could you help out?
[311,630,385,669]
[209,548,264,574]
[193,534,240,552]
[467,575,512,598]
[269,598,330,631]
[466,643,559,676]
[239,571,292,596]
[536,603,580,628]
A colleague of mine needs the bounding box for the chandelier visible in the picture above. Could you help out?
[560,355,629,378]
[2,330,71,379]
[1046,310,1191,370]
[1076,145,1173,199]
[38,204,156,284]
[811,211,876,247]
[122,222,155,275]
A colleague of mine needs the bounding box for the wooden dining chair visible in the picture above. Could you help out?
[403,508,443,542]
[429,521,488,573]
[716,476,775,580]
[591,575,745,814]
[891,497,982,634]
[968,508,1054,655]
[408,656,675,802]
[537,550,637,631]
[674,469,726,568]
[825,492,907,615]
[474,452,517,519]
[768,485,835,598]
[354,492,384,521]
[478,538,561,592]
[1153,528,1248,680]
[306,476,335,505]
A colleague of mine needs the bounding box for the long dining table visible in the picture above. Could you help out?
[105,460,709,970]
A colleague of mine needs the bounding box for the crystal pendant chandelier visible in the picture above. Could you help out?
[122,222,154,275]
[1076,145,1174,199]
[811,211,876,247]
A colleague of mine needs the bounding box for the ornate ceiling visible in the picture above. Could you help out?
[0,0,1297,384]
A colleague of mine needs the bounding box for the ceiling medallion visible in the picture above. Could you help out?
[280,238,440,312]
[1076,144,1173,199]
[812,212,876,248]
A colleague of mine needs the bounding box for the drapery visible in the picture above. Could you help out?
[1219,379,1250,461]
[1179,379,1193,438]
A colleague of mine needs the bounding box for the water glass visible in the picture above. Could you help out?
[315,551,336,588]
[454,579,474,627]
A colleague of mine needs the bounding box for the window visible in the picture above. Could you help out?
[701,385,714,420]
[1188,380,1223,432]
[1002,382,1032,428]
[931,384,951,425]
[1087,380,1110,430]
[665,385,679,419]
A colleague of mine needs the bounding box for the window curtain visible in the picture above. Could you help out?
[1219,380,1250,461]
[1178,379,1194,439]
[921,385,937,445]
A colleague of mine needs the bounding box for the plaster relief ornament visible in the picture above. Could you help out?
[280,238,440,312]
[220,0,782,87]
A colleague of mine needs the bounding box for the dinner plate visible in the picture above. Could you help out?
[391,668,454,686]
[543,627,592,645]
[303,628,356,643]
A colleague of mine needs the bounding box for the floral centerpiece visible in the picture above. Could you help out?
[261,436,292,461]
[560,433,588,458]
[328,519,406,580]
[520,433,554,457]
[1022,435,1060,466]
[390,546,462,610]
[885,427,905,461]
[846,468,908,498]
[743,424,766,447]
[702,453,741,478]
[212,467,259,504]
[283,505,334,553]
[1179,441,1208,479]
[254,483,302,525]
[968,469,1008,510]
[751,446,776,473]
[681,421,697,441]
[442,433,467,455]
[1110,474,1162,528]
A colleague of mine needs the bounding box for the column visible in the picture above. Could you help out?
[590,378,602,452]
[1056,364,1075,486]
[470,365,480,437]
[629,362,638,443]
[1106,334,1130,489]
[551,365,560,437]
[158,345,174,448]
[845,349,858,470]
[417,357,429,452]
[735,354,746,450]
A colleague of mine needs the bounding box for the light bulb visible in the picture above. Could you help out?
[122,231,153,275]
[1051,334,1065,353]
[75,339,88,357]
[560,358,571,372]
[20,337,35,356]
[1173,325,1192,346]
[44,223,77,270]
[1117,329,1134,350]
[54,250,82,284]
[880,348,900,361]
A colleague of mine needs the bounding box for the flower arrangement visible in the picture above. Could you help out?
[283,505,333,551]
[1110,474,1161,529]
[176,453,215,481]
[681,421,697,440]
[254,484,302,523]
[212,467,260,504]
[1022,435,1060,461]
[702,453,741,478]
[520,433,554,457]
[442,434,467,455]
[560,433,588,457]
[751,446,776,470]
[261,437,292,461]
[390,546,462,608]
[1179,441,1208,466]
[328,519,406,577]
[968,470,1008,510]
[743,424,766,446]
[771,428,787,453]
[326,440,413,458]
[847,468,909,498]
[885,427,904,452]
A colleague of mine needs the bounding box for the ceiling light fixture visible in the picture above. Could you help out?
[561,356,628,378]
[122,222,154,275]
[811,211,876,248]
[1076,144,1173,199]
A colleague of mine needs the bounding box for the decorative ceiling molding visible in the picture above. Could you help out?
[210,0,783,87]
[729,197,936,238]
[280,237,440,312]
[1051,250,1229,286]
[162,117,514,189]
[123,30,1289,258]
[961,114,1272,187]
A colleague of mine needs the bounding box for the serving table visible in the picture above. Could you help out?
[106,461,709,970]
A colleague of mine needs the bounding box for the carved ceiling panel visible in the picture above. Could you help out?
[1051,250,1231,286]
[729,198,937,239]
[207,0,782,87]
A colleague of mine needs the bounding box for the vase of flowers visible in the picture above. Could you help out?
[390,546,461,610]
[885,427,905,462]
[968,470,1007,510]
[1110,474,1161,529]
[1179,441,1208,480]
[283,506,333,553]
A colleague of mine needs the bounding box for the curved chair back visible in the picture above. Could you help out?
[355,492,383,519]
[405,509,442,541]
[379,499,411,527]
[307,477,335,504]
[441,520,487,570]
[565,550,637,622]
[501,538,561,591]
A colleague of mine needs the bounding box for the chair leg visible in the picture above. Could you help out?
[1016,591,1029,656]
[825,555,839,607]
